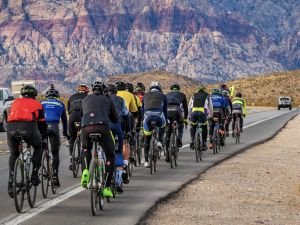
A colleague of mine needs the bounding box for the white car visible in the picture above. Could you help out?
[0,88,14,131]
[277,96,292,110]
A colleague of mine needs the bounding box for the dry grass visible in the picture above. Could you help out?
[209,70,300,106]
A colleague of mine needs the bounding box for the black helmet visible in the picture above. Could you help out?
[92,81,104,92]
[212,88,221,95]
[126,83,134,93]
[107,84,117,94]
[46,89,60,98]
[149,81,162,91]
[21,85,37,98]
[170,83,180,91]
[136,82,145,92]
[236,92,242,98]
[115,81,126,91]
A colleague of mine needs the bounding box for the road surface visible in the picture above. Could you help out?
[0,108,298,225]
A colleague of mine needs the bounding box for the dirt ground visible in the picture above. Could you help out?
[144,115,300,225]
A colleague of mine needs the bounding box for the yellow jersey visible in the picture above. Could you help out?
[117,90,138,113]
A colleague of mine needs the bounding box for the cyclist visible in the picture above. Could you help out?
[209,88,229,148]
[232,92,247,135]
[165,84,188,162]
[116,81,138,182]
[142,81,167,168]
[7,85,47,197]
[41,87,68,187]
[134,82,145,103]
[67,84,89,170]
[220,84,233,137]
[107,83,128,193]
[126,82,142,162]
[80,81,118,197]
[188,85,213,151]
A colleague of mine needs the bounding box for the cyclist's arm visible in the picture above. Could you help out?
[206,96,213,118]
[121,99,128,116]
[109,99,119,124]
[36,103,47,134]
[243,99,247,115]
[61,105,68,137]
[188,96,193,116]
[163,95,168,119]
[182,93,188,120]
[129,94,138,115]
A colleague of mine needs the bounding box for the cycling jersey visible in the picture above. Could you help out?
[167,91,188,119]
[109,94,128,120]
[67,92,87,114]
[81,93,118,127]
[8,98,45,122]
[232,97,247,115]
[188,92,213,117]
[134,91,144,103]
[117,90,138,113]
[142,90,168,118]
[42,98,66,123]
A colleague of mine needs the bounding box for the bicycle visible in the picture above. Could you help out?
[169,120,179,168]
[194,121,204,163]
[233,113,241,143]
[71,122,82,178]
[149,122,159,174]
[134,128,143,166]
[88,133,106,216]
[40,134,57,198]
[13,136,37,213]
[211,117,221,154]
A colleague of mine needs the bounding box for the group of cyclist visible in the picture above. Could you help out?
[6,79,247,200]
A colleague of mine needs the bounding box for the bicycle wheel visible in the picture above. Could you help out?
[41,152,50,198]
[137,132,143,165]
[198,134,203,162]
[90,162,104,216]
[169,133,175,168]
[213,128,218,154]
[235,120,240,143]
[13,158,25,213]
[149,139,154,175]
[72,138,81,178]
[194,133,200,162]
[27,158,37,208]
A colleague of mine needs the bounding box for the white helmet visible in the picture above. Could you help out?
[149,81,162,91]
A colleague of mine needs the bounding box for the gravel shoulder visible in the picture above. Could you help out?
[144,115,300,225]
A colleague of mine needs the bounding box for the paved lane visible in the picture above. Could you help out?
[0,108,298,225]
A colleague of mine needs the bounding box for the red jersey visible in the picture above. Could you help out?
[8,98,45,122]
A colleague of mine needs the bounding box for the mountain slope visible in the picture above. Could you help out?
[0,0,299,88]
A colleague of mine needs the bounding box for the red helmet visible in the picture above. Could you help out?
[77,84,89,93]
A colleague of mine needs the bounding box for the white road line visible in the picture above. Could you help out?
[181,110,293,149]
[2,110,296,225]
[2,186,83,225]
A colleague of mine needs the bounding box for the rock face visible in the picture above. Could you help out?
[0,0,299,90]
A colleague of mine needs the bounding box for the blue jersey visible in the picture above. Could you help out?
[211,93,228,109]
[42,98,66,123]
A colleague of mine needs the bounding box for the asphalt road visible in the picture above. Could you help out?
[0,108,298,225]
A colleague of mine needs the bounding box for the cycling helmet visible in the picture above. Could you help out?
[212,88,221,95]
[149,81,162,91]
[107,84,117,94]
[77,84,89,93]
[136,82,145,92]
[235,92,242,98]
[92,81,104,92]
[126,83,134,93]
[222,90,230,97]
[46,88,60,98]
[170,83,180,91]
[115,81,126,91]
[21,85,37,98]
[197,84,207,93]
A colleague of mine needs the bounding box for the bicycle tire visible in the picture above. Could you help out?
[213,127,218,154]
[27,158,37,208]
[128,160,133,177]
[169,133,175,168]
[90,162,104,216]
[194,133,200,162]
[13,158,25,213]
[41,152,50,198]
[72,138,81,178]
[149,138,154,175]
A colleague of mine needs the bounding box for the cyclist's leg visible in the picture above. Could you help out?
[99,126,116,190]
[239,113,244,132]
[189,112,198,149]
[81,126,93,170]
[209,116,215,148]
[48,123,61,187]
[157,113,166,148]
[199,112,208,149]
[143,112,152,166]
[68,112,79,156]
[176,108,184,147]
[23,124,43,185]
[6,128,20,197]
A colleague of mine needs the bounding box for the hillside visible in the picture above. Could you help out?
[211,70,300,107]
[0,0,299,87]
[109,70,300,107]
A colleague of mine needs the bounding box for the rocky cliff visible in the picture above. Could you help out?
[0,0,299,90]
